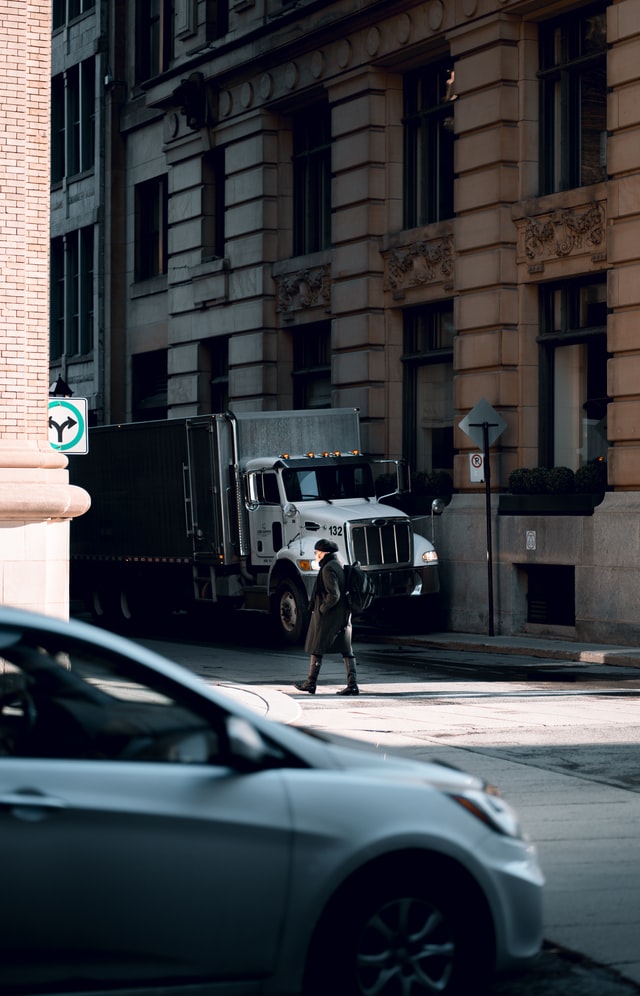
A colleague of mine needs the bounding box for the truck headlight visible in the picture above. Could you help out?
[297,559,320,572]
[422,550,438,563]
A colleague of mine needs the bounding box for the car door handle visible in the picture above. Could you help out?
[0,789,67,820]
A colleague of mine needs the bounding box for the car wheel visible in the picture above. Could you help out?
[273,580,308,645]
[306,871,491,996]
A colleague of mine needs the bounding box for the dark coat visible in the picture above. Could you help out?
[304,553,353,656]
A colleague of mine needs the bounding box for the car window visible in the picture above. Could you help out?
[0,634,222,765]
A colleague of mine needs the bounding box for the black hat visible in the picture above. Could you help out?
[314,538,338,553]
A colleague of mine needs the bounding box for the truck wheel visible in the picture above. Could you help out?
[273,581,308,645]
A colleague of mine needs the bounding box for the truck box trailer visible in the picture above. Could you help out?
[70,408,441,642]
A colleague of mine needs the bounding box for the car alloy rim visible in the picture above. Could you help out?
[356,896,455,995]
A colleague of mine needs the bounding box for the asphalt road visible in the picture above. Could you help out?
[128,609,640,995]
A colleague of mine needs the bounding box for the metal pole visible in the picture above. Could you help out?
[470,420,497,637]
[482,422,495,637]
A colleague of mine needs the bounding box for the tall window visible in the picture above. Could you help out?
[292,105,331,255]
[539,5,607,194]
[136,0,173,83]
[403,60,456,227]
[403,303,455,475]
[50,227,95,361]
[206,1,229,40]
[132,350,168,422]
[51,59,95,184]
[53,0,95,30]
[135,176,168,281]
[208,337,229,412]
[292,324,331,409]
[538,277,608,469]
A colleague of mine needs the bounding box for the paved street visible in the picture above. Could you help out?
[136,617,640,995]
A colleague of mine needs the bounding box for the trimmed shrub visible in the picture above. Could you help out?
[508,466,548,494]
[575,459,607,494]
[545,466,576,494]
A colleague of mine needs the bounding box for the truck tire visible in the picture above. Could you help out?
[273,580,308,645]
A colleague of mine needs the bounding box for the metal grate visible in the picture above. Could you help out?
[349,519,412,567]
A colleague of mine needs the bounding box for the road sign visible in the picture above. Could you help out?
[459,398,507,449]
[48,397,89,454]
[469,452,484,482]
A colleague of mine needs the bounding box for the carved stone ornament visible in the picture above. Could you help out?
[277,265,331,315]
[521,203,606,262]
[383,235,454,292]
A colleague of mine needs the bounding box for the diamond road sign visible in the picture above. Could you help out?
[48,398,89,454]
[459,398,507,450]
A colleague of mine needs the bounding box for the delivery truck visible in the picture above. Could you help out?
[70,408,441,642]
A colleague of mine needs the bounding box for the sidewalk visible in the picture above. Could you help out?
[194,628,640,722]
[369,629,640,668]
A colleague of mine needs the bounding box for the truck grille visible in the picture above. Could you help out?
[349,519,411,567]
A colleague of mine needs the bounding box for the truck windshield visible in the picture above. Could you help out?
[282,464,375,502]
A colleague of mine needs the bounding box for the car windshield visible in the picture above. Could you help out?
[282,463,375,501]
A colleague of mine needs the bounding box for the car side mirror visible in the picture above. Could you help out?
[226,716,271,770]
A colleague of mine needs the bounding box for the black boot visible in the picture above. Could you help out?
[295,656,322,694]
[337,656,359,696]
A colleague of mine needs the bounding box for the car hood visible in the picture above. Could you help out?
[289,726,485,792]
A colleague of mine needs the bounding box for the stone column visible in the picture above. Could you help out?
[328,69,390,456]
[450,14,522,491]
[606,0,640,489]
[0,1,89,618]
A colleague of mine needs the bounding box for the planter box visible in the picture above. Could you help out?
[498,493,604,516]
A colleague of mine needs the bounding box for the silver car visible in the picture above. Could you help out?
[0,606,543,995]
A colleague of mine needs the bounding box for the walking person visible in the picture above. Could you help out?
[294,538,359,696]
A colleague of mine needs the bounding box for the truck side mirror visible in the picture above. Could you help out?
[431,498,446,515]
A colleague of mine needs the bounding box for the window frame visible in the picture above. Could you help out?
[134,175,169,282]
[402,302,455,475]
[537,276,609,468]
[292,104,331,256]
[49,227,95,362]
[403,59,456,228]
[292,322,331,410]
[538,4,607,194]
[135,0,173,84]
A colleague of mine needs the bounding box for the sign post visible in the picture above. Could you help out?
[459,400,507,637]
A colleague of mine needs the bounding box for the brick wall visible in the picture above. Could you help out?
[0,0,51,441]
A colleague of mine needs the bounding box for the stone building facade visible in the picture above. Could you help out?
[0,0,88,618]
[49,0,640,642]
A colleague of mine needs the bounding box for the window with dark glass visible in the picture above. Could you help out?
[132,350,168,422]
[66,60,95,177]
[538,277,608,469]
[292,323,331,410]
[292,105,331,255]
[51,59,95,183]
[206,0,229,41]
[539,5,607,194]
[53,0,95,29]
[207,337,229,413]
[403,60,456,227]
[49,227,94,362]
[135,176,168,281]
[51,74,66,183]
[136,0,173,83]
[403,303,455,475]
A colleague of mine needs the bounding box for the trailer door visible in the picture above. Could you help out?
[185,420,224,560]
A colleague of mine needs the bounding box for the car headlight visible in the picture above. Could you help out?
[422,550,438,563]
[448,786,522,838]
